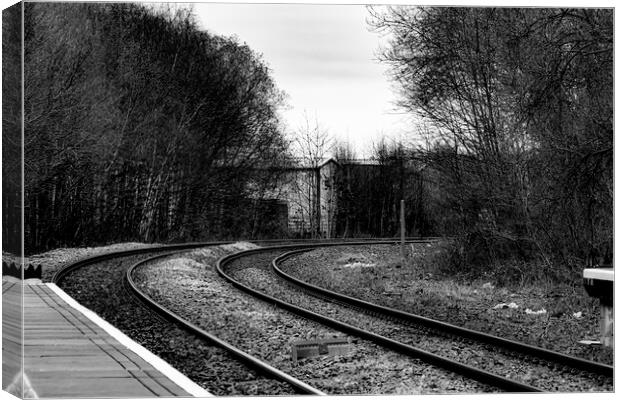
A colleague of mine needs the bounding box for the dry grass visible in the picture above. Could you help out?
[282,243,613,365]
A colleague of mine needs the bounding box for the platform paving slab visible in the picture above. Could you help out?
[2,280,211,398]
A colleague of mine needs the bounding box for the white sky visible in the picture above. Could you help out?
[181,0,616,157]
[188,3,412,156]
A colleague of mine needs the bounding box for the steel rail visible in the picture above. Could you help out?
[51,237,437,285]
[125,251,326,395]
[51,241,232,284]
[216,244,543,393]
[272,248,614,378]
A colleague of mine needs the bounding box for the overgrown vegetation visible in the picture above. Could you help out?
[18,3,289,253]
[282,245,613,364]
[370,7,613,278]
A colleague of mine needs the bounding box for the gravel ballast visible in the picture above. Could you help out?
[135,244,494,394]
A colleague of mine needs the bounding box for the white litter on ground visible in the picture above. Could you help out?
[342,262,376,269]
[493,302,519,310]
[525,308,547,315]
[578,340,601,346]
[572,311,583,319]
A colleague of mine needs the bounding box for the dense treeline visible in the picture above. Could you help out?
[372,7,613,279]
[23,3,288,253]
[2,4,23,255]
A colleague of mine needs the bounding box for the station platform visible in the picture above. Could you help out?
[2,280,211,398]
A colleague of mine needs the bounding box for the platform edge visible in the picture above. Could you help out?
[45,283,213,398]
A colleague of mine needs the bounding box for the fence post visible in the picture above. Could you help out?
[400,199,406,262]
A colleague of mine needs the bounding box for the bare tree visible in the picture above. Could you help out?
[370,6,612,277]
[286,112,335,238]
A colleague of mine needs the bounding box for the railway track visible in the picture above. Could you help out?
[51,239,612,394]
[125,250,324,395]
[52,242,323,395]
[274,248,615,379]
[130,241,496,394]
[51,238,432,395]
[216,243,613,392]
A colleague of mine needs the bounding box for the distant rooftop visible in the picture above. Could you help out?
[284,157,382,169]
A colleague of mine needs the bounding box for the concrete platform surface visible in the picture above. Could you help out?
[2,280,211,398]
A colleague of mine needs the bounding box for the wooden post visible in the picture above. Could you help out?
[315,167,321,238]
[400,199,406,262]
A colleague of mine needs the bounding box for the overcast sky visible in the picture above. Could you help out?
[189,3,412,156]
[40,0,613,158]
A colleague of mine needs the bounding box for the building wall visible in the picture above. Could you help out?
[319,161,338,237]
[281,169,315,236]
[277,160,339,238]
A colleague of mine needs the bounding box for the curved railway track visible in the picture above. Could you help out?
[50,239,613,394]
[274,248,614,379]
[125,251,324,395]
[130,240,497,394]
[51,238,431,395]
[215,243,613,392]
[52,241,324,395]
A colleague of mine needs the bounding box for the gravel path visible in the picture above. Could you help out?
[135,245,494,395]
[226,250,612,392]
[57,250,298,396]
